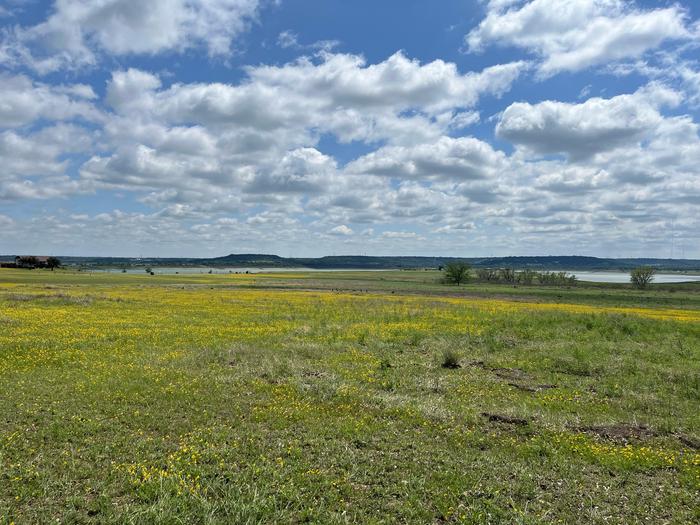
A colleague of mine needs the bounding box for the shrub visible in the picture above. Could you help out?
[441,349,461,369]
[476,268,499,282]
[518,269,537,285]
[18,256,38,268]
[500,268,516,284]
[630,266,656,289]
[443,262,471,286]
[538,271,575,286]
[46,257,61,271]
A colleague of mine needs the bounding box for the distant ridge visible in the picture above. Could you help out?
[206,254,700,271]
[2,254,700,271]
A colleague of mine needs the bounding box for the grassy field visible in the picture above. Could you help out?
[0,269,698,524]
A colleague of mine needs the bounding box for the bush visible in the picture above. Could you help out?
[18,256,38,268]
[500,268,516,284]
[630,266,656,289]
[474,268,577,286]
[441,349,461,369]
[443,262,471,286]
[476,268,499,282]
[517,269,537,285]
[538,271,576,286]
[46,257,61,271]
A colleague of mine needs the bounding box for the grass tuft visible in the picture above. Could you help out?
[441,349,461,369]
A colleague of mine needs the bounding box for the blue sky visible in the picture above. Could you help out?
[1,0,699,258]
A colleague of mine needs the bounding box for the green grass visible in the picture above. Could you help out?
[0,268,698,524]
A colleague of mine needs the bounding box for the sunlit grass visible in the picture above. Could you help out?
[0,269,698,523]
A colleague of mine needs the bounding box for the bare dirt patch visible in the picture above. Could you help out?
[481,412,529,426]
[469,361,558,392]
[301,369,333,379]
[492,367,528,380]
[469,361,528,378]
[508,382,557,393]
[574,424,700,449]
[573,423,657,442]
[675,435,700,450]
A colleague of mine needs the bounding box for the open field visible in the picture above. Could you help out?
[1,269,699,524]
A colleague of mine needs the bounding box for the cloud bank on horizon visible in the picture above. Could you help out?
[1,0,699,258]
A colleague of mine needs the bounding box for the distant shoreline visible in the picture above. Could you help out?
[2,254,700,272]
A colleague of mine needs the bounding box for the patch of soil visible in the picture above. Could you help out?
[573,423,658,442]
[441,362,461,369]
[470,361,557,393]
[508,382,557,393]
[481,412,529,426]
[675,434,700,450]
[301,369,325,378]
[575,424,700,449]
[469,361,529,379]
[492,367,529,380]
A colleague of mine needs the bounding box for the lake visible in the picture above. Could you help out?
[563,271,700,284]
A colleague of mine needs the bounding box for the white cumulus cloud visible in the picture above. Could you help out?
[496,83,681,160]
[467,0,690,76]
[1,0,260,73]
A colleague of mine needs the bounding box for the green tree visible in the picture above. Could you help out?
[517,269,537,285]
[443,261,471,286]
[500,268,516,284]
[46,257,61,271]
[476,268,499,282]
[630,266,656,289]
[18,256,38,268]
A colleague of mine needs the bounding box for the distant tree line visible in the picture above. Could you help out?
[474,268,577,286]
[443,263,661,289]
[442,263,579,286]
[14,256,61,270]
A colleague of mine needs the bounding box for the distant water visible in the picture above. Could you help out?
[564,271,700,284]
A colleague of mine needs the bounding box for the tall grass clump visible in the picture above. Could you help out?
[441,349,461,369]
